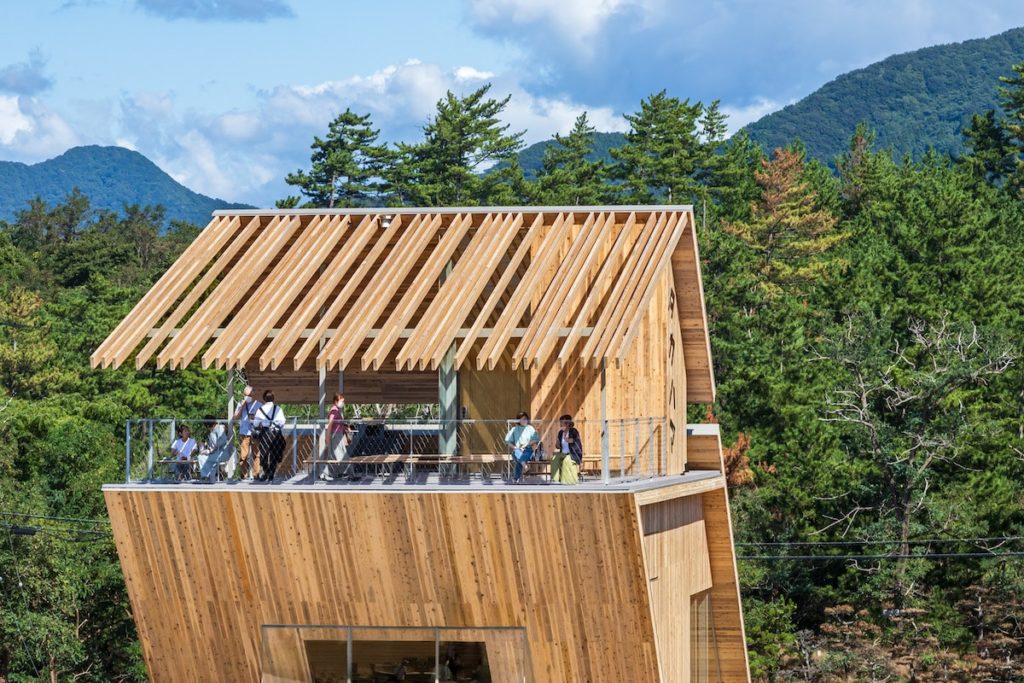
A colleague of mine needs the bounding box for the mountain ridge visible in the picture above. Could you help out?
[0,145,252,225]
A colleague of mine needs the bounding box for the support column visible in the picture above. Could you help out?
[601,359,610,484]
[438,254,458,456]
[226,369,237,478]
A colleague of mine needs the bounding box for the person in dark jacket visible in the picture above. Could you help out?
[551,414,583,484]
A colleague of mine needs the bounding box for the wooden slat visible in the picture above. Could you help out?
[591,213,679,367]
[454,213,546,370]
[516,211,617,369]
[556,212,637,366]
[510,212,599,368]
[158,216,299,369]
[476,213,572,371]
[579,212,662,363]
[672,219,717,403]
[319,213,444,371]
[209,215,350,369]
[287,214,401,371]
[259,214,377,371]
[611,212,687,364]
[134,216,259,369]
[361,213,474,371]
[91,216,235,368]
[202,215,328,368]
[402,212,524,371]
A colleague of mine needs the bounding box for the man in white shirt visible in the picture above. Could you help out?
[252,390,287,481]
[233,386,262,480]
[504,411,539,484]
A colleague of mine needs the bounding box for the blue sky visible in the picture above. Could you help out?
[2,0,1024,206]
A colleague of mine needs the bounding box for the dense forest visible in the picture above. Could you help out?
[2,60,1024,682]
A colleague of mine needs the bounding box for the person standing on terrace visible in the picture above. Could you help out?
[252,390,287,481]
[505,412,539,484]
[233,385,262,480]
[319,393,351,481]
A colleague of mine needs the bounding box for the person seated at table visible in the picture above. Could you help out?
[504,411,539,484]
[550,414,583,484]
[198,416,232,482]
[170,425,197,480]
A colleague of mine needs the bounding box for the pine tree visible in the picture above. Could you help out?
[399,84,525,206]
[723,147,845,297]
[998,61,1024,195]
[284,109,392,208]
[610,91,704,203]
[960,110,1017,185]
[531,112,608,205]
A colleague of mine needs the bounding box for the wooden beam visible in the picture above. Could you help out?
[453,213,545,370]
[404,212,524,371]
[319,213,444,371]
[477,213,572,371]
[134,216,258,369]
[556,212,637,366]
[92,216,237,369]
[579,212,662,364]
[361,213,474,371]
[259,214,378,371]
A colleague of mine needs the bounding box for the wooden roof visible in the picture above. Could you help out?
[91,207,713,397]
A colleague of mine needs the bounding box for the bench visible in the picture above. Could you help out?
[316,453,513,480]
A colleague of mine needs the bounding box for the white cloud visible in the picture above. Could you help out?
[0,95,78,159]
[721,98,786,134]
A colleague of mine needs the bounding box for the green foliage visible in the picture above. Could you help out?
[284,109,393,208]
[530,113,609,205]
[394,85,525,206]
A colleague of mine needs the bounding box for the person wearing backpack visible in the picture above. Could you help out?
[233,385,262,480]
[252,390,287,481]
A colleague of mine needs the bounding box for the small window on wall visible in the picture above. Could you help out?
[691,590,723,683]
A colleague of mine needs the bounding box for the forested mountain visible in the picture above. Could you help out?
[511,131,625,179]
[3,60,1024,681]
[0,145,251,225]
[510,27,1024,176]
[744,26,1024,162]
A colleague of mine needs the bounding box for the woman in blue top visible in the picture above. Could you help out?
[504,411,539,484]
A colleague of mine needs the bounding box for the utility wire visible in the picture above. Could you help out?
[737,536,1024,548]
[0,511,110,526]
[738,551,1024,561]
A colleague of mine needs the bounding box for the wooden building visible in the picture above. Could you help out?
[94,207,750,682]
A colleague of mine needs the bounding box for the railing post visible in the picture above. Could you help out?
[661,416,668,475]
[600,359,609,484]
[619,419,626,483]
[634,418,641,478]
[147,420,155,482]
[292,417,298,476]
[648,416,655,478]
[125,420,132,484]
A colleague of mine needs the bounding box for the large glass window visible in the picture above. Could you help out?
[261,625,528,683]
[691,590,723,683]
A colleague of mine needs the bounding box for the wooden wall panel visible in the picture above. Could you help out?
[245,364,437,405]
[639,495,712,683]
[702,486,751,683]
[671,219,715,403]
[106,489,661,682]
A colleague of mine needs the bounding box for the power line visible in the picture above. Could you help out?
[0,511,110,527]
[738,551,1024,561]
[736,536,1024,548]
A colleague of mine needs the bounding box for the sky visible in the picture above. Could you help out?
[2,1,1024,206]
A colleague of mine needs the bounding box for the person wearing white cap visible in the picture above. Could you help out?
[233,385,262,480]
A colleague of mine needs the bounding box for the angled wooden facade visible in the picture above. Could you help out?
[96,206,749,682]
